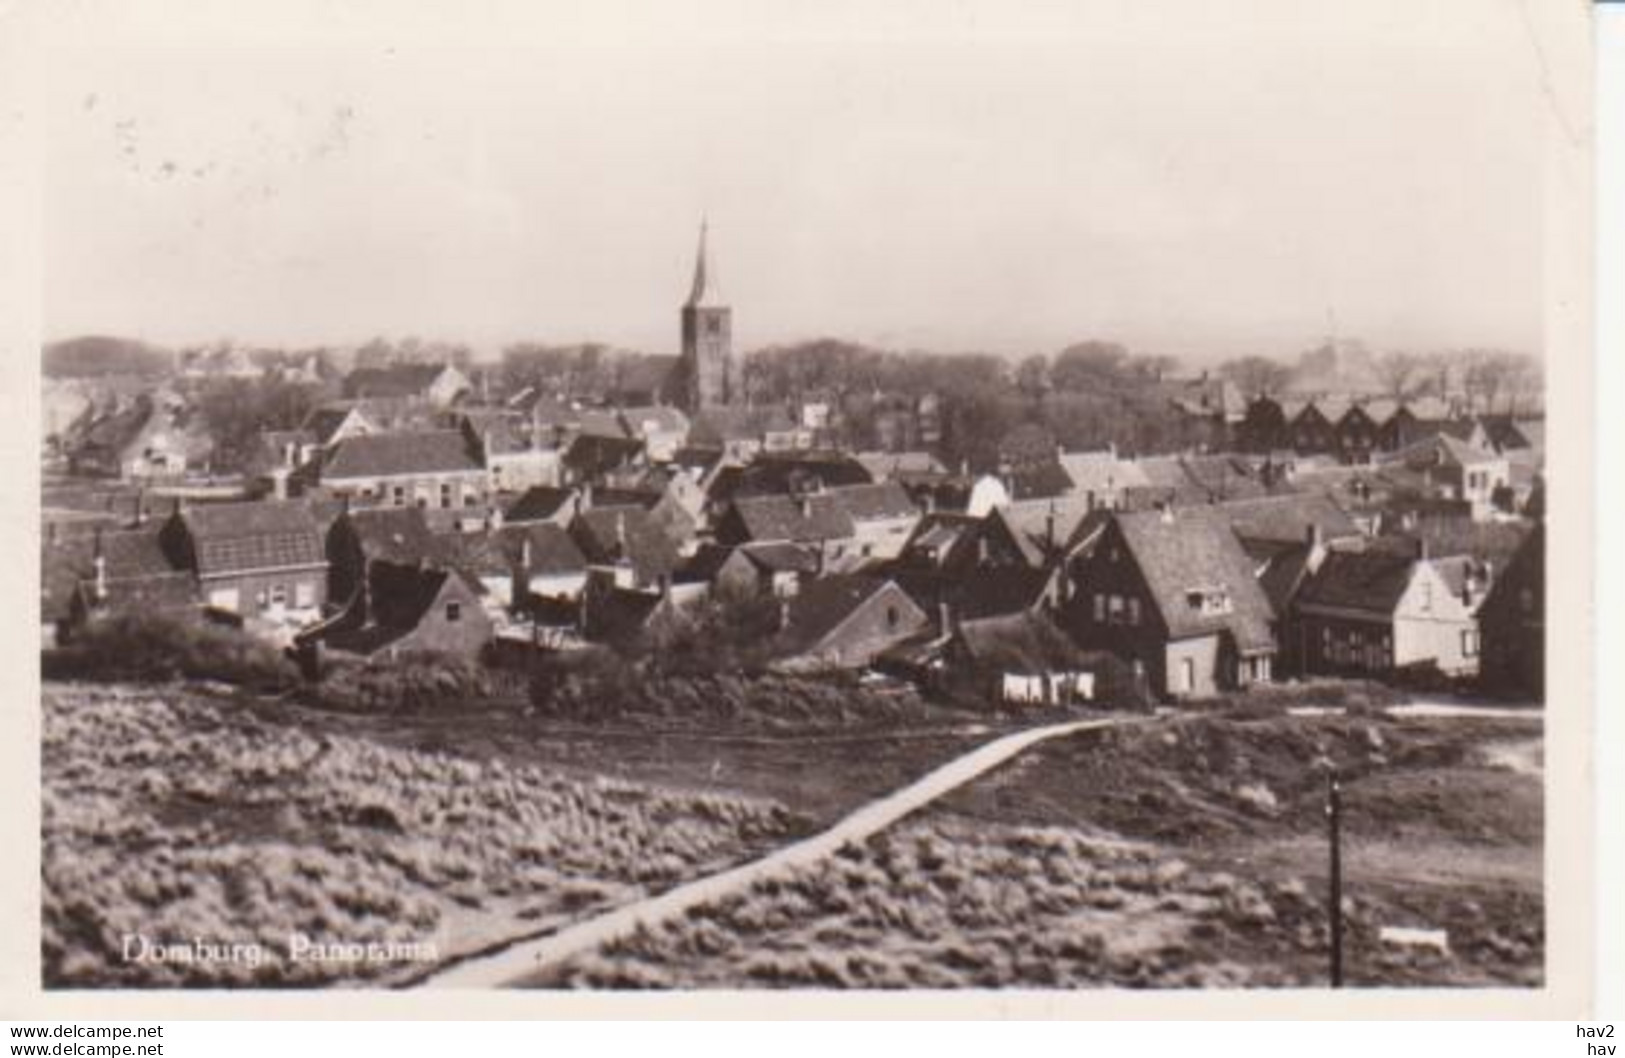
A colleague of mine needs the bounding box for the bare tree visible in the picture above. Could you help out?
[1217,355,1291,397]
[1374,351,1423,399]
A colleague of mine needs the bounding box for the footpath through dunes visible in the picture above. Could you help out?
[415,716,1143,988]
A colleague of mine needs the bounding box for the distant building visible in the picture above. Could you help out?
[675,221,735,412]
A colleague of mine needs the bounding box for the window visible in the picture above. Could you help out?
[440,483,453,509]
[1461,629,1478,657]
[446,601,462,623]
[885,605,900,629]
[269,583,288,607]
[392,485,406,507]
[706,316,722,335]
[1179,657,1196,693]
[1420,579,1433,612]
[1107,594,1124,623]
[1127,597,1142,626]
[1093,594,1106,622]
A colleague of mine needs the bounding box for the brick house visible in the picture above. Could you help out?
[315,430,488,511]
[160,500,328,621]
[1060,508,1278,700]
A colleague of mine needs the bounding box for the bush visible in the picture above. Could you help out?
[308,652,524,714]
[41,612,297,690]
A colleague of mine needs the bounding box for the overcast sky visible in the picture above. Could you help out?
[42,0,1549,363]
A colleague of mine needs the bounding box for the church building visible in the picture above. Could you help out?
[676,221,735,412]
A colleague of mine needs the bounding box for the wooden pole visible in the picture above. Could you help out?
[1328,769,1344,988]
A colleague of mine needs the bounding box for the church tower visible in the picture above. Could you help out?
[679,220,734,411]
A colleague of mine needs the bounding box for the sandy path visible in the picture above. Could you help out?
[416,715,1138,988]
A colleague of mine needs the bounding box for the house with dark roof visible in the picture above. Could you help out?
[315,430,488,511]
[304,561,491,661]
[562,432,646,485]
[714,494,856,557]
[1290,543,1480,680]
[569,505,682,590]
[1060,508,1278,700]
[685,541,819,600]
[50,528,199,643]
[771,575,929,672]
[1475,524,1543,699]
[436,522,589,608]
[502,486,580,526]
[160,499,328,622]
[324,506,442,612]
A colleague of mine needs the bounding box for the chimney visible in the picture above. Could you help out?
[270,466,290,501]
[92,529,108,602]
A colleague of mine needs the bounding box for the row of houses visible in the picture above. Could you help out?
[44,475,1546,706]
[1236,394,1545,465]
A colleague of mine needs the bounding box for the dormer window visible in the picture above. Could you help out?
[1186,587,1231,615]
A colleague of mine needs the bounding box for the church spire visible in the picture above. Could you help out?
[685,218,724,309]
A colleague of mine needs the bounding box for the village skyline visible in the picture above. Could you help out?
[44,1,1543,360]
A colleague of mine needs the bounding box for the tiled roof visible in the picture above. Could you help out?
[1295,549,1416,615]
[776,574,897,656]
[437,523,586,578]
[820,481,919,522]
[178,500,326,575]
[895,565,1054,622]
[340,507,441,565]
[1112,509,1276,652]
[731,453,873,498]
[323,430,482,479]
[1208,493,1359,546]
[729,494,855,544]
[740,541,821,574]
